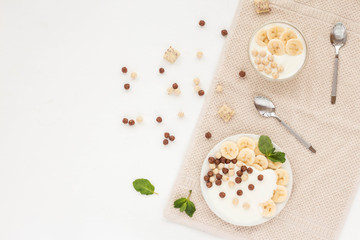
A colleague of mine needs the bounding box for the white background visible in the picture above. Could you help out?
[0,0,359,239]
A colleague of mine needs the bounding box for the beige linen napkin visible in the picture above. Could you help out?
[164,0,360,239]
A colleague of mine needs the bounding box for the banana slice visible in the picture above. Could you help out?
[280,29,297,45]
[252,163,263,171]
[237,148,255,165]
[285,39,303,56]
[237,137,256,151]
[254,141,265,156]
[254,155,268,169]
[220,141,239,160]
[267,39,285,56]
[259,199,277,218]
[267,159,282,170]
[272,185,288,203]
[275,168,289,185]
[256,29,270,46]
[267,26,284,40]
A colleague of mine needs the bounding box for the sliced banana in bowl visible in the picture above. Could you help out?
[249,22,308,82]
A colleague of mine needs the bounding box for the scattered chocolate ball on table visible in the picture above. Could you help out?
[221,29,228,36]
[198,90,205,96]
[159,68,165,74]
[205,132,212,139]
[129,120,135,126]
[122,118,128,124]
[122,67,127,73]
[156,116,162,123]
[124,83,130,90]
[239,70,246,78]
[164,132,170,138]
[172,83,178,89]
[163,139,169,145]
[199,20,205,26]
[169,135,175,141]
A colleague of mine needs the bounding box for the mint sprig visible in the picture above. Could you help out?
[258,135,286,163]
[174,190,196,217]
[133,178,158,195]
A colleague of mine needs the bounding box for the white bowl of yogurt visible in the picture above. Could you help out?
[249,22,307,82]
[200,134,293,226]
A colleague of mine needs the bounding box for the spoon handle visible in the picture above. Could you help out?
[331,55,339,104]
[275,117,316,153]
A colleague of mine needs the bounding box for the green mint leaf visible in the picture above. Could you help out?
[180,202,187,212]
[132,178,157,195]
[174,198,187,208]
[258,135,274,156]
[173,190,196,218]
[268,151,286,163]
[185,200,196,217]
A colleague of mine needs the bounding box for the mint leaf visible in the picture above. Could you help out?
[185,200,196,217]
[173,190,196,218]
[259,135,274,156]
[258,135,286,163]
[174,198,187,208]
[180,202,187,212]
[132,178,158,195]
[268,152,286,163]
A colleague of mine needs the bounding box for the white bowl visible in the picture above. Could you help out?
[248,22,308,82]
[200,134,293,226]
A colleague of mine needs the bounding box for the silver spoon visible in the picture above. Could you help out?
[330,22,347,104]
[254,96,316,153]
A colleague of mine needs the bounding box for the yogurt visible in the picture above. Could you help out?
[249,22,307,81]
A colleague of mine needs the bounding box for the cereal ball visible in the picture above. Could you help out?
[194,85,201,92]
[218,163,224,170]
[271,62,277,68]
[209,176,215,182]
[167,87,174,95]
[259,50,267,57]
[209,163,216,169]
[178,112,184,118]
[136,116,143,123]
[254,57,261,65]
[265,67,272,74]
[174,89,181,95]
[262,58,269,66]
[130,72,137,79]
[272,71,279,79]
[215,152,221,159]
[278,65,284,73]
[197,51,203,59]
[193,77,200,85]
[268,55,274,62]
[228,181,235,188]
[241,174,248,181]
[251,49,258,57]
[257,64,265,72]
[243,202,250,210]
[232,198,239,206]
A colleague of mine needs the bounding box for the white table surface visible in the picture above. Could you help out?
[0,0,359,239]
